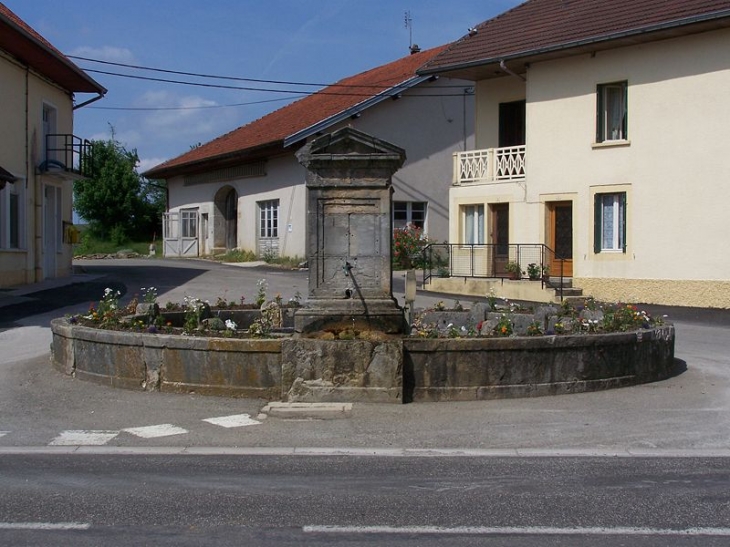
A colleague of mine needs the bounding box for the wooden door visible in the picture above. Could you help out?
[548,202,573,277]
[490,203,509,276]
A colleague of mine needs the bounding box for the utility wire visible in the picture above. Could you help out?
[69,55,466,90]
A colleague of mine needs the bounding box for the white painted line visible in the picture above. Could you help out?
[303,525,730,537]
[202,414,261,428]
[1,446,730,458]
[123,424,188,439]
[0,522,90,530]
[0,431,8,438]
[49,430,119,446]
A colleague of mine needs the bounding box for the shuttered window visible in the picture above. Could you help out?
[594,193,626,253]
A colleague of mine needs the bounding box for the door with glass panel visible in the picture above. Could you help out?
[548,201,573,277]
[490,203,509,276]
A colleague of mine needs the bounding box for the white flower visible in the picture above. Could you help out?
[225,319,237,330]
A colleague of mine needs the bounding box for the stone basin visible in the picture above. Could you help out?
[50,318,675,404]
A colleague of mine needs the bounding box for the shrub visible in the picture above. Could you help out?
[392,225,432,270]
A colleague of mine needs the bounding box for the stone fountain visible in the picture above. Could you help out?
[294,126,407,335]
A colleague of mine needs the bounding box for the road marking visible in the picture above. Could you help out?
[49,430,118,446]
[0,522,90,530]
[303,525,730,537]
[0,431,8,438]
[202,414,261,428]
[123,424,188,438]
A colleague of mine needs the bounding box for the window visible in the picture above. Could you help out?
[0,180,23,249]
[597,81,627,142]
[259,199,279,238]
[393,201,426,230]
[463,204,484,244]
[181,209,198,238]
[594,193,626,253]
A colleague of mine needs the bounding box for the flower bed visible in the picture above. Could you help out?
[53,287,676,402]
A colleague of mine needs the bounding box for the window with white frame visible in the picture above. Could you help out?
[181,208,198,238]
[0,180,24,249]
[462,204,484,245]
[393,201,426,230]
[594,192,626,253]
[597,81,627,142]
[259,199,279,238]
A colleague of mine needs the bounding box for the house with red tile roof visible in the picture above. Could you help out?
[417,0,730,308]
[144,46,475,259]
[0,2,105,287]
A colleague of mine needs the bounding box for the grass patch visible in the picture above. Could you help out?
[215,249,303,269]
[74,232,153,256]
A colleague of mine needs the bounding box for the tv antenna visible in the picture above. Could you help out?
[404,10,413,48]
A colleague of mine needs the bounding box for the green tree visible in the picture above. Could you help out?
[74,134,166,245]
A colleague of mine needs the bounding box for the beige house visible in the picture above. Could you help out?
[145,46,475,259]
[419,0,730,308]
[0,3,106,287]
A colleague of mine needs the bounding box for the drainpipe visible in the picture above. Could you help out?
[499,60,526,82]
[25,67,43,282]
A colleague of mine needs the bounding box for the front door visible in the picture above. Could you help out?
[490,203,509,275]
[548,201,573,277]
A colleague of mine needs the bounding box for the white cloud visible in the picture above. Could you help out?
[69,45,135,64]
[136,90,230,143]
[137,157,168,174]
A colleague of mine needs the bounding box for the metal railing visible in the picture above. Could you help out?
[40,134,94,177]
[422,243,568,300]
[453,145,526,184]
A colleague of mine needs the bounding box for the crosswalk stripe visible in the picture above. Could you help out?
[49,430,119,446]
[202,414,261,428]
[123,424,188,438]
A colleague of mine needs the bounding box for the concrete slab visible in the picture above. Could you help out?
[259,402,353,420]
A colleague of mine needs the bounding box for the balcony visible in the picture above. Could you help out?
[453,145,525,185]
[39,134,94,178]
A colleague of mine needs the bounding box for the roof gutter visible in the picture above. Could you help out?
[283,75,430,148]
[419,9,730,76]
[74,91,106,110]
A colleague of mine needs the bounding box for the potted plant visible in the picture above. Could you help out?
[505,261,523,280]
[542,264,550,281]
[527,263,541,280]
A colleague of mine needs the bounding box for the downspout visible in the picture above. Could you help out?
[26,67,43,282]
[499,60,526,82]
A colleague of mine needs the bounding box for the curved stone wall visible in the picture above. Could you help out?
[50,318,675,403]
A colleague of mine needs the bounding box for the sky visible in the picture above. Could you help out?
[6,0,522,174]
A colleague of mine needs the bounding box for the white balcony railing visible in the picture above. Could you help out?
[453,145,526,185]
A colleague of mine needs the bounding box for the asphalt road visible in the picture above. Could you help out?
[0,454,728,546]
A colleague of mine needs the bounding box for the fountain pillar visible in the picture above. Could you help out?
[294,127,406,334]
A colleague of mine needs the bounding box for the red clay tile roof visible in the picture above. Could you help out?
[145,45,448,178]
[0,2,105,94]
[420,0,730,75]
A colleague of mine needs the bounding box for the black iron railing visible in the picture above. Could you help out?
[422,243,568,300]
[40,134,94,177]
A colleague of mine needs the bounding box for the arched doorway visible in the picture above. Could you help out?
[213,186,238,252]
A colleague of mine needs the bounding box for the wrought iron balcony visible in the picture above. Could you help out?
[453,145,526,185]
[39,134,94,177]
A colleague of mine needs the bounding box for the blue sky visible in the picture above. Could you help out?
[6,1,521,173]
